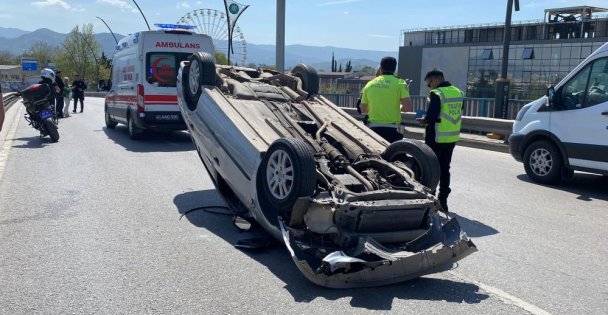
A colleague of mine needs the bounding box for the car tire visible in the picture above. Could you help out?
[127,113,143,140]
[259,138,316,211]
[291,64,319,96]
[523,140,563,184]
[184,52,216,111]
[383,139,440,191]
[105,106,117,129]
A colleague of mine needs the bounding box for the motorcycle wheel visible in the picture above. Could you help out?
[43,118,60,142]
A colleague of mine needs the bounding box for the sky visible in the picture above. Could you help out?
[1,0,608,51]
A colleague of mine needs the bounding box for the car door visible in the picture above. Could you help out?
[551,56,608,172]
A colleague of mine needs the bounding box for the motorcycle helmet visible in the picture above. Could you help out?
[41,68,56,83]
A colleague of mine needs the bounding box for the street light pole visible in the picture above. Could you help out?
[494,0,520,119]
[131,0,151,31]
[276,0,285,73]
[96,16,119,45]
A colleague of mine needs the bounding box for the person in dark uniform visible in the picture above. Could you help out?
[418,69,464,212]
[71,74,87,113]
[55,70,65,118]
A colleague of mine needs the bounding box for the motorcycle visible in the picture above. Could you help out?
[18,83,60,142]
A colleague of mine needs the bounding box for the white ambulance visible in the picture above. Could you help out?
[105,24,215,139]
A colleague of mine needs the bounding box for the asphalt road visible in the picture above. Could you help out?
[1,97,607,314]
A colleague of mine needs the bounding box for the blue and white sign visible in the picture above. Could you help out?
[21,58,38,72]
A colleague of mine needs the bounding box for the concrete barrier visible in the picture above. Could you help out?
[85,92,108,98]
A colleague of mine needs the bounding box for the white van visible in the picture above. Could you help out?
[509,42,608,184]
[105,25,215,139]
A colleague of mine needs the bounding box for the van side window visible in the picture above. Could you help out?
[586,58,608,107]
[558,65,591,110]
[558,57,608,110]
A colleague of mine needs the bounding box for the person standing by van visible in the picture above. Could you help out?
[71,74,87,113]
[63,76,71,118]
[55,70,65,118]
[418,69,464,212]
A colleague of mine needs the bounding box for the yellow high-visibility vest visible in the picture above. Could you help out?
[430,86,464,143]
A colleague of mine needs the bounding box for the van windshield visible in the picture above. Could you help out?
[146,52,192,87]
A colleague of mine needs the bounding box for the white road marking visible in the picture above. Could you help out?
[0,105,22,182]
[449,271,552,315]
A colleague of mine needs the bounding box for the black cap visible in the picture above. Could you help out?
[380,56,397,73]
[424,69,444,80]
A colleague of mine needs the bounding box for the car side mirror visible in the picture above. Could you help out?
[546,86,555,107]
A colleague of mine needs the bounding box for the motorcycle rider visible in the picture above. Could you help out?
[39,68,58,110]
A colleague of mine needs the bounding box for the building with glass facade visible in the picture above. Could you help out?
[398,6,608,100]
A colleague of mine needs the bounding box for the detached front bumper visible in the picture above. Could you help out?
[279,216,477,288]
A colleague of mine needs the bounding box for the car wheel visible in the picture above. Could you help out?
[128,113,143,140]
[383,139,440,191]
[259,138,316,210]
[184,52,216,111]
[291,64,319,96]
[105,106,117,129]
[523,140,563,184]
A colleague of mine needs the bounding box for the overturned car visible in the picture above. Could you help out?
[176,52,477,288]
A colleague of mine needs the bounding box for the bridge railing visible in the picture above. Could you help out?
[319,93,532,120]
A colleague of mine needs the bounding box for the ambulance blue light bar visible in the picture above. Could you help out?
[154,24,196,30]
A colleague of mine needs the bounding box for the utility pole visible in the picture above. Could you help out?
[276,0,285,73]
[494,0,520,119]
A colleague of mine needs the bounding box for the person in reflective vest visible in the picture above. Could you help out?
[360,56,412,143]
[418,69,463,212]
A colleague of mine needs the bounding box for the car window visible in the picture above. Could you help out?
[558,63,591,110]
[586,57,608,107]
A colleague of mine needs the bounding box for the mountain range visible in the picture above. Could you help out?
[0,27,397,71]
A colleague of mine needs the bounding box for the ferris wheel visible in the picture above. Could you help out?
[177,9,248,65]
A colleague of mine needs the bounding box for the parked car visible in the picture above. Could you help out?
[510,42,608,184]
[176,52,477,288]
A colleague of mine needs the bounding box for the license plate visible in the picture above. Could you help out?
[155,114,179,121]
[39,110,53,120]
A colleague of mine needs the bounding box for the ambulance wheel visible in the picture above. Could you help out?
[291,64,319,96]
[127,113,143,140]
[383,139,440,191]
[105,106,117,129]
[184,52,216,110]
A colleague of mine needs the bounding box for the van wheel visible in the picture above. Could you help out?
[184,52,216,110]
[383,139,440,191]
[523,140,562,184]
[291,64,319,96]
[128,114,143,140]
[105,106,117,129]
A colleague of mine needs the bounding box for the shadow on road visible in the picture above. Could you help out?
[102,126,194,153]
[11,136,53,149]
[174,189,490,310]
[449,212,499,238]
[517,173,608,202]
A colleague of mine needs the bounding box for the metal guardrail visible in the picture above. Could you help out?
[2,92,21,111]
[320,93,531,120]
[84,91,108,98]
[340,107,514,137]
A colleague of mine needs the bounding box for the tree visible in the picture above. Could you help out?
[26,41,56,68]
[331,52,336,72]
[56,24,103,84]
[0,51,17,65]
[338,63,342,72]
[345,60,352,72]
[215,51,229,65]
[360,65,375,74]
[247,62,257,69]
